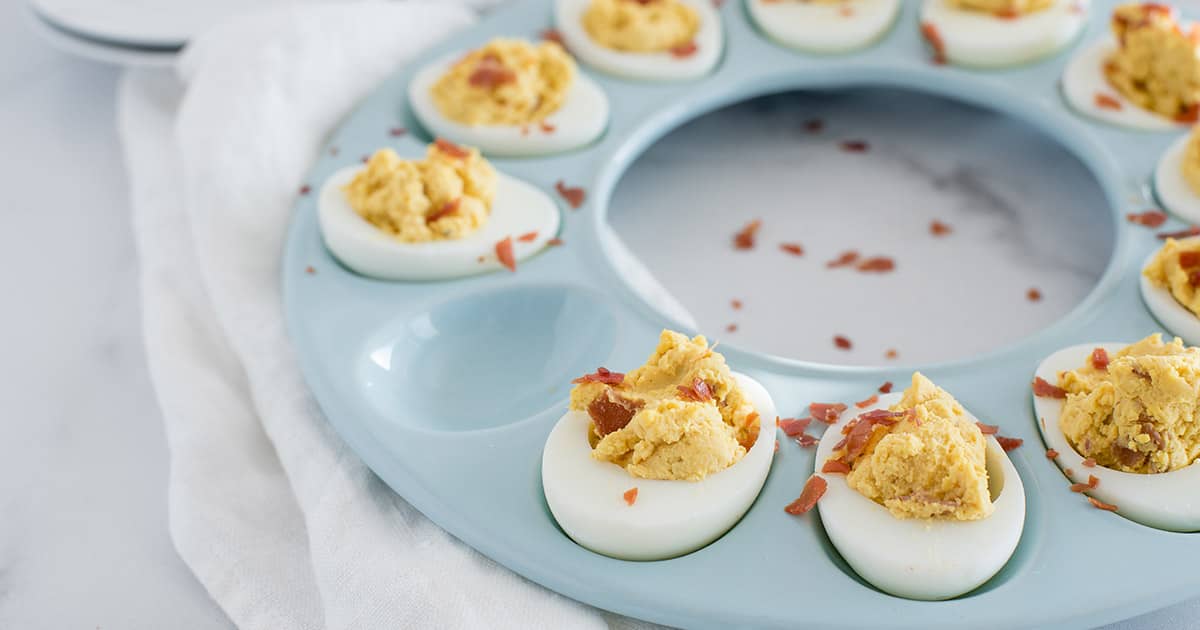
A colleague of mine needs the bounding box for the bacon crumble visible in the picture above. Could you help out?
[1032,376,1067,398]
[427,198,461,223]
[996,436,1024,451]
[810,402,848,424]
[554,180,586,209]
[921,22,947,64]
[734,219,763,250]
[1127,210,1168,228]
[1091,348,1110,371]
[434,138,470,159]
[976,422,1000,435]
[299,184,311,196]
[1046,448,1059,459]
[784,475,828,515]
[833,335,852,350]
[1088,496,1118,512]
[856,256,895,273]
[840,140,869,153]
[1027,288,1042,302]
[930,220,952,236]
[468,55,517,88]
[855,394,879,409]
[572,367,625,385]
[588,389,643,436]
[804,119,824,133]
[780,242,805,256]
[623,487,639,506]
[1094,93,1123,110]
[495,236,517,272]
[677,378,714,402]
[1082,457,1097,467]
[779,417,813,437]
[879,381,893,394]
[821,459,852,474]
[826,250,859,268]
[670,41,698,58]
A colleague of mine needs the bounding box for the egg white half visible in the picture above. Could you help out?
[1139,245,1200,347]
[318,165,560,281]
[542,372,777,561]
[921,0,1087,68]
[554,0,723,81]
[747,0,900,54]
[1034,343,1200,532]
[407,52,609,157]
[813,393,1025,601]
[1155,132,1200,224]
[1062,37,1182,131]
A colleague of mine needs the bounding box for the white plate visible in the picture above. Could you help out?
[29,8,177,68]
[30,0,297,49]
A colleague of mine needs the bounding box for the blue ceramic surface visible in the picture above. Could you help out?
[283,1,1200,627]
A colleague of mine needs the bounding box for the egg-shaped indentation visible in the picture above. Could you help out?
[1034,343,1200,531]
[1140,246,1200,346]
[407,53,609,157]
[1155,132,1200,224]
[542,373,776,560]
[358,284,618,432]
[1062,37,1181,131]
[746,0,900,54]
[921,0,1087,68]
[554,0,723,81]
[318,165,560,281]
[813,393,1026,601]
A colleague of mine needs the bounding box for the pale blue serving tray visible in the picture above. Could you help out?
[282,1,1200,627]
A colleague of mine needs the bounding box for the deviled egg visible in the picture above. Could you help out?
[1155,128,1200,224]
[812,373,1025,600]
[1141,238,1200,345]
[1062,3,1199,130]
[542,330,776,560]
[554,0,722,81]
[407,38,608,156]
[1033,335,1200,531]
[920,0,1088,68]
[746,0,901,55]
[318,140,559,280]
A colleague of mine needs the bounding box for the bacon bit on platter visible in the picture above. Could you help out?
[1027,288,1042,302]
[780,242,805,256]
[1091,348,1110,371]
[1094,93,1123,110]
[588,389,642,436]
[1181,251,1200,268]
[547,237,564,246]
[804,119,825,133]
[1089,474,1100,488]
[1082,457,1097,467]
[879,381,893,394]
[831,409,911,468]
[885,349,898,360]
[856,256,895,273]
[833,335,853,350]
[1126,210,1168,227]
[725,323,738,333]
[677,378,714,402]
[1046,448,1059,459]
[810,402,848,424]
[795,433,819,448]
[427,198,461,223]
[1158,226,1200,240]
[997,436,1024,451]
[733,219,763,250]
[826,250,859,268]
[784,475,828,515]
[1177,104,1200,124]
[554,180,586,209]
[389,127,407,137]
[572,367,625,385]
[305,266,316,275]
[779,417,813,437]
[994,7,1019,19]
[1032,376,1067,398]
[495,236,516,272]
[623,487,639,506]
[822,459,852,474]
[731,299,743,310]
[541,29,566,47]
[468,55,517,88]
[840,140,869,153]
[434,138,470,159]
[517,231,539,243]
[1065,467,1075,476]
[921,22,947,65]
[540,122,556,134]
[670,41,698,58]
[976,422,1000,435]
[1088,496,1119,512]
[855,394,879,409]
[299,184,311,196]
[1069,482,1091,493]
[930,220,952,236]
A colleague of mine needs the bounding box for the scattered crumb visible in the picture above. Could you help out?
[834,335,852,350]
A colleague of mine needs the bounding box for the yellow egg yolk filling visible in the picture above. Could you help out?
[1105,3,1200,121]
[582,0,700,53]
[569,330,760,481]
[1144,237,1200,317]
[948,0,1053,15]
[838,373,994,521]
[343,141,496,242]
[431,38,575,127]
[1058,334,1200,474]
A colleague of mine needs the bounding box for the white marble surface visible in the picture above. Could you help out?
[0,0,1191,626]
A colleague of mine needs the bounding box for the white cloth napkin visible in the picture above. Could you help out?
[118,3,651,628]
